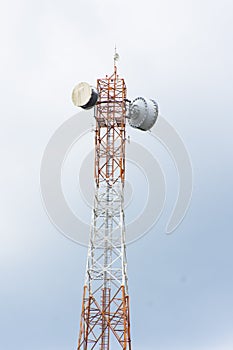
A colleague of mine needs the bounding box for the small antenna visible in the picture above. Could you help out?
[114,45,120,67]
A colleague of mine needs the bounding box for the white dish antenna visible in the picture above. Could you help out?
[128,97,159,131]
[72,82,98,110]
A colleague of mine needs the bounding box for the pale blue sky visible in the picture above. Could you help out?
[0,0,233,349]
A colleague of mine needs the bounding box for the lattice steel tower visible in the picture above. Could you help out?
[72,52,158,350]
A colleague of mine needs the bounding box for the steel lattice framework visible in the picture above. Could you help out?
[77,65,132,350]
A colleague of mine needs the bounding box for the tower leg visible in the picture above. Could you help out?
[77,286,131,350]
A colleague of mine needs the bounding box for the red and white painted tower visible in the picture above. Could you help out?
[72,51,158,350]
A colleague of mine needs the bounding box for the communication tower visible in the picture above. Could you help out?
[72,51,158,350]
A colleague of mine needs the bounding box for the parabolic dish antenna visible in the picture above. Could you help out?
[72,82,98,110]
[129,97,159,131]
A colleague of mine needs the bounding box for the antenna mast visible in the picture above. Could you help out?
[77,52,131,350]
[72,50,158,350]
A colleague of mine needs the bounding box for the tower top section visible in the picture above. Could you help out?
[71,53,159,132]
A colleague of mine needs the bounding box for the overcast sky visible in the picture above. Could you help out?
[1,0,233,349]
